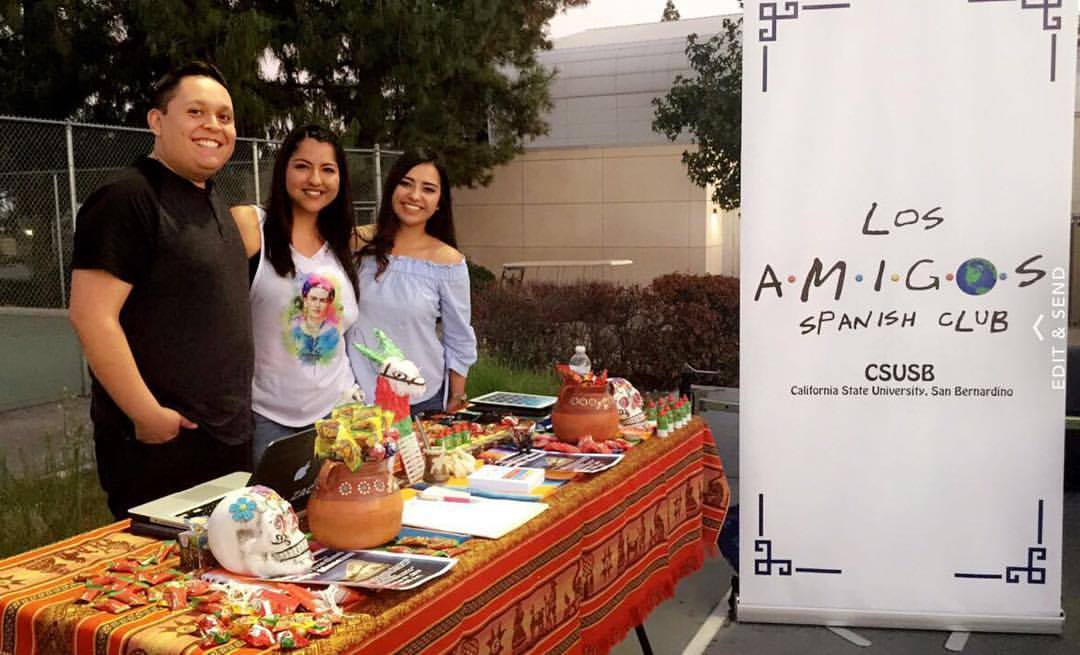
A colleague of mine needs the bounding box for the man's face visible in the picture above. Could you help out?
[147,75,236,185]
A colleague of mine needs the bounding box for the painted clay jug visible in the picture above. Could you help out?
[306,459,402,550]
[551,382,620,444]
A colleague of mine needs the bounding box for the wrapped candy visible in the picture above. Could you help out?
[136,569,176,586]
[199,626,231,648]
[227,616,258,638]
[252,587,301,616]
[197,614,223,634]
[307,616,333,638]
[351,415,383,436]
[107,559,140,573]
[315,419,345,458]
[331,405,355,421]
[332,432,364,471]
[93,597,131,614]
[240,623,276,648]
[276,628,311,650]
[110,588,146,606]
[160,584,188,610]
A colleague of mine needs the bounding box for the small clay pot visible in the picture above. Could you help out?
[307,459,402,550]
[551,383,620,444]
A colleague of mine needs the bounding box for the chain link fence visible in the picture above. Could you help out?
[0,115,400,309]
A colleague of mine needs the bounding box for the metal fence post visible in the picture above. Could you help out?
[373,144,382,209]
[64,121,90,393]
[252,140,261,205]
[52,174,66,307]
[65,122,78,230]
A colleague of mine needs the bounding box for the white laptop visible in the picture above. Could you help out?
[128,428,318,529]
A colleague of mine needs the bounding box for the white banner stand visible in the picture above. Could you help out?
[740,0,1076,633]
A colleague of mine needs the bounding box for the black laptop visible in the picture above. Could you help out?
[127,428,319,529]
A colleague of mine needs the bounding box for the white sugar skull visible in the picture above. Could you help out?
[207,486,313,577]
[608,377,646,426]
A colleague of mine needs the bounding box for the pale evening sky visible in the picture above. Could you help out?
[547,0,745,39]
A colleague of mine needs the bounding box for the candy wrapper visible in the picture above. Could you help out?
[93,597,131,614]
[277,628,311,650]
[315,419,345,458]
[318,403,399,467]
[242,623,276,648]
[332,432,364,471]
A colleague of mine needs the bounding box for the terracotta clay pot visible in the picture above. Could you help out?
[306,459,402,550]
[551,383,620,444]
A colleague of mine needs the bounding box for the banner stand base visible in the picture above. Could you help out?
[737,603,1064,635]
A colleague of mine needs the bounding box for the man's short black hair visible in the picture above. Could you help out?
[150,62,229,112]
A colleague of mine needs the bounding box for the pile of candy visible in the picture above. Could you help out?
[315,403,403,470]
[419,418,514,452]
[532,433,635,454]
[187,598,333,650]
[555,364,608,387]
[75,543,346,650]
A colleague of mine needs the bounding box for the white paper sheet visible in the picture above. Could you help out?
[401,497,548,539]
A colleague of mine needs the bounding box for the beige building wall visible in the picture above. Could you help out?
[455,144,739,286]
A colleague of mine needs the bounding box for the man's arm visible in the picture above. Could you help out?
[69,269,197,443]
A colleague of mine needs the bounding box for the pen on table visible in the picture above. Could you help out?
[418,488,476,503]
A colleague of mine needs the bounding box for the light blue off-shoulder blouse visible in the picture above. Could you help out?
[346,254,478,406]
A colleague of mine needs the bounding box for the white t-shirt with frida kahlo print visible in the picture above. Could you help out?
[249,208,359,426]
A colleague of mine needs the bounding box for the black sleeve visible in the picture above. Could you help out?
[71,176,157,285]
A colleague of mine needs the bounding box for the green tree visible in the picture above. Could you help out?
[0,1,114,120]
[0,1,273,136]
[262,1,584,186]
[661,0,679,22]
[0,1,587,186]
[652,17,742,209]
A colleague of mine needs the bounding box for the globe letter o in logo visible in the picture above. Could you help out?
[955,258,997,296]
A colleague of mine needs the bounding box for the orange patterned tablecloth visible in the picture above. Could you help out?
[0,419,728,655]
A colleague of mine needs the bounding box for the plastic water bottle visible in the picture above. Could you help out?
[569,345,592,376]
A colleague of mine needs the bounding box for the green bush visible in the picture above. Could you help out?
[471,273,739,391]
[467,259,496,295]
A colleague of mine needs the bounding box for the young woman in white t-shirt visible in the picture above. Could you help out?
[231,125,360,465]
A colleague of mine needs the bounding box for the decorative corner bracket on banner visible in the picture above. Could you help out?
[954,499,1048,584]
[967,0,1065,82]
[753,493,843,576]
[757,2,852,93]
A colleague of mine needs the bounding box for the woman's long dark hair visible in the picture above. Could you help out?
[264,124,359,299]
[358,151,456,280]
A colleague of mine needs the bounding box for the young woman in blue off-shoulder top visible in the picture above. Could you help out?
[347,152,478,414]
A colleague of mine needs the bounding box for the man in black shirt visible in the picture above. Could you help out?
[69,62,254,518]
